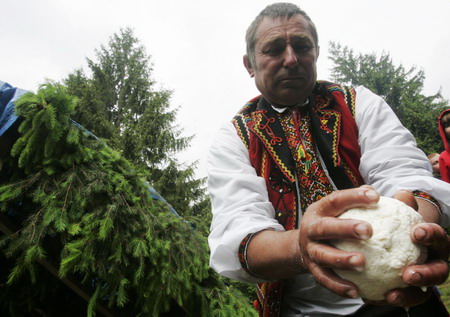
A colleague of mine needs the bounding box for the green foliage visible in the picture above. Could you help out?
[0,83,257,316]
[438,278,450,312]
[328,42,449,154]
[64,28,208,220]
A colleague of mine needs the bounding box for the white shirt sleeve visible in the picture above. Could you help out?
[207,87,450,283]
[207,122,284,283]
[355,86,450,226]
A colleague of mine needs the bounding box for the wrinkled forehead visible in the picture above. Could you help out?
[255,15,314,45]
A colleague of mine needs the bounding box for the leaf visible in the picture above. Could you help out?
[7,264,25,285]
[98,217,114,240]
[55,209,68,232]
[68,223,81,235]
[130,239,148,258]
[66,125,80,144]
[24,245,45,264]
[117,278,129,307]
[87,285,100,317]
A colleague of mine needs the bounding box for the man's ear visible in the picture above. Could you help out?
[243,55,254,78]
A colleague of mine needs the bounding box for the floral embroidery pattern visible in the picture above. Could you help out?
[258,110,283,146]
[278,109,334,211]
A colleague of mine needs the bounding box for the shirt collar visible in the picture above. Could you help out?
[271,98,310,113]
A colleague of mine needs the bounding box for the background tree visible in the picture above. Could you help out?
[0,27,260,316]
[65,26,256,309]
[64,28,207,220]
[328,42,448,154]
[0,83,256,316]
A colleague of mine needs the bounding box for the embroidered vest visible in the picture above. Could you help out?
[232,81,364,317]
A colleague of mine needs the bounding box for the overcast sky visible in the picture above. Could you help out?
[2,0,450,179]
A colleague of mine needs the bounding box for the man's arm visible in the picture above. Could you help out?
[355,85,450,226]
[245,229,304,279]
[207,122,285,283]
[416,196,441,224]
[246,187,378,298]
[246,187,450,307]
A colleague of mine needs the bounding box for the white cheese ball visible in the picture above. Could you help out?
[331,196,427,300]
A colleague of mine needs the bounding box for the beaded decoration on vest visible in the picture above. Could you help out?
[278,109,334,212]
[232,81,363,317]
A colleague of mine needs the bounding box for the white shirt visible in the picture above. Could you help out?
[207,86,450,316]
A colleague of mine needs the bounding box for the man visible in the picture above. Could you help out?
[207,3,450,317]
[438,109,450,182]
[427,152,440,179]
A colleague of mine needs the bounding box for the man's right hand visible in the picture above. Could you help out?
[299,186,379,299]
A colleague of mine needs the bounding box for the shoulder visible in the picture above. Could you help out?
[316,81,356,99]
[353,86,396,124]
[354,85,380,100]
[231,96,262,149]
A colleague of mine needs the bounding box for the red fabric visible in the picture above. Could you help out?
[438,109,450,182]
[330,90,364,186]
[236,83,363,317]
[439,151,450,183]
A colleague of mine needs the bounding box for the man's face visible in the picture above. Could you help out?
[443,114,450,139]
[430,155,440,174]
[244,15,319,107]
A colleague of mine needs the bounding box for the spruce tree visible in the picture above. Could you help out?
[64,27,206,219]
[0,83,257,316]
[328,42,448,154]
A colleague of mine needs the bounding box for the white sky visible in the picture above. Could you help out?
[2,0,450,179]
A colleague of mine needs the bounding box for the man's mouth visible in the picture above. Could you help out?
[278,76,306,85]
[280,75,306,81]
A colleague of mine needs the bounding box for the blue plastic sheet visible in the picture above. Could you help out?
[0,81,27,137]
[0,80,182,218]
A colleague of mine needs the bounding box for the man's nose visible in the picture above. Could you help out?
[283,46,298,68]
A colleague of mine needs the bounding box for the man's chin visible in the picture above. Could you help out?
[271,97,308,108]
[275,91,310,107]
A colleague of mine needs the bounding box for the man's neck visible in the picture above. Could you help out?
[271,98,310,112]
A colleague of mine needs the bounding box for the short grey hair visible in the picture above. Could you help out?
[245,3,318,68]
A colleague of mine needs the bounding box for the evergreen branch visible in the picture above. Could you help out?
[1,74,255,315]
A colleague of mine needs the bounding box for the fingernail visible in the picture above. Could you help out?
[349,255,364,272]
[346,289,359,299]
[364,189,379,201]
[355,223,370,240]
[391,294,403,306]
[414,228,426,240]
[408,271,422,284]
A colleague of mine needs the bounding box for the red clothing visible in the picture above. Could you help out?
[438,109,450,182]
[234,82,364,317]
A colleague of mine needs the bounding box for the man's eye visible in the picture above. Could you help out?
[293,44,312,53]
[262,46,284,55]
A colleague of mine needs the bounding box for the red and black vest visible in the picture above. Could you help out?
[232,81,364,317]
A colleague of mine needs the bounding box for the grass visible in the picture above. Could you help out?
[438,278,450,309]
